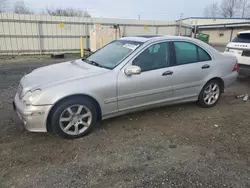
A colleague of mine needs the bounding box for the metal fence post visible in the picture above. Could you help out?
[7,14,14,55]
[37,21,42,55]
[123,25,126,36]
[85,21,88,49]
[230,28,234,42]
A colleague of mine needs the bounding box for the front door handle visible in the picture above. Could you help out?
[202,64,210,69]
[162,70,173,76]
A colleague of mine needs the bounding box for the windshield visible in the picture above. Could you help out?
[86,40,142,69]
[232,33,250,43]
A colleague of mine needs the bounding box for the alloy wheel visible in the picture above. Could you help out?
[59,105,92,135]
[203,83,220,105]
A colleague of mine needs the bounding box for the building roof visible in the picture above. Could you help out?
[176,17,250,21]
[197,22,250,29]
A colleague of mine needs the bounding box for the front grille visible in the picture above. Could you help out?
[17,83,23,98]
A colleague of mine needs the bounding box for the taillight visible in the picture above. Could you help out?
[232,60,238,71]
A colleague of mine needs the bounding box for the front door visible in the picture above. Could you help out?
[117,41,175,111]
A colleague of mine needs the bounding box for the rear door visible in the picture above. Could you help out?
[170,41,213,100]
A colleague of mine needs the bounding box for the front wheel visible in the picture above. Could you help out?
[198,80,222,108]
[50,97,98,139]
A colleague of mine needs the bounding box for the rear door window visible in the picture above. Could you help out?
[232,34,250,43]
[174,42,198,65]
[174,41,211,65]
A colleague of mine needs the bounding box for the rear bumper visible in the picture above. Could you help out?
[223,71,238,89]
[13,93,52,132]
[237,64,250,76]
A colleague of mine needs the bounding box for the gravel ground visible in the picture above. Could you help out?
[0,56,250,188]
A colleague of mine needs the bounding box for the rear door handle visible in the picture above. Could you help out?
[162,70,173,76]
[202,64,210,69]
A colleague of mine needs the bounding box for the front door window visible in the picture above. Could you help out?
[132,42,170,72]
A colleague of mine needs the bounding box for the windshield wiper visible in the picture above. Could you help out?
[82,58,110,69]
[82,58,99,66]
[88,60,103,67]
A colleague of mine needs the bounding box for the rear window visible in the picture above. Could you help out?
[232,33,250,43]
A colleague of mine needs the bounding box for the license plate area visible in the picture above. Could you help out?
[229,49,243,55]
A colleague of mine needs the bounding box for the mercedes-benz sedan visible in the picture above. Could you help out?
[13,36,238,139]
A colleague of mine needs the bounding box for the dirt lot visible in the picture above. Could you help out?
[0,56,250,188]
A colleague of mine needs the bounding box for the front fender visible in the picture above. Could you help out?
[33,72,118,117]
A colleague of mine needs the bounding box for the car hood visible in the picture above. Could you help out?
[20,59,109,91]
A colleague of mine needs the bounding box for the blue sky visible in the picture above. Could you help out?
[10,0,221,20]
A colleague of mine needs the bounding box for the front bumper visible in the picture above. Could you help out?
[13,93,52,132]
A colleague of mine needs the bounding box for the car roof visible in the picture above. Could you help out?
[120,35,199,43]
[120,35,222,60]
[135,35,164,38]
[238,30,250,34]
[120,37,150,43]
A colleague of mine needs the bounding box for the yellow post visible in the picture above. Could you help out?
[80,37,84,57]
[99,37,103,49]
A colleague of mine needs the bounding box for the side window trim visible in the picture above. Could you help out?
[196,45,199,62]
[197,46,212,62]
[169,41,176,66]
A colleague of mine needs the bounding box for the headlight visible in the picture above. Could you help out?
[22,89,41,106]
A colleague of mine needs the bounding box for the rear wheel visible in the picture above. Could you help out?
[51,97,98,139]
[198,80,221,108]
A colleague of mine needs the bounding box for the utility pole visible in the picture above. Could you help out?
[138,15,141,20]
[179,13,183,36]
[194,20,198,38]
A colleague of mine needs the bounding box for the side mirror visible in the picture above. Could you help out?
[124,65,141,76]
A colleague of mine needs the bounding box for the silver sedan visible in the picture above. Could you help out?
[13,36,238,139]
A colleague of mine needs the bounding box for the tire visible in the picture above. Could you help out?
[198,80,222,108]
[51,97,98,139]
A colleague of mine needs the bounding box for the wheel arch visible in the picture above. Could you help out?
[204,77,225,93]
[46,94,102,132]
